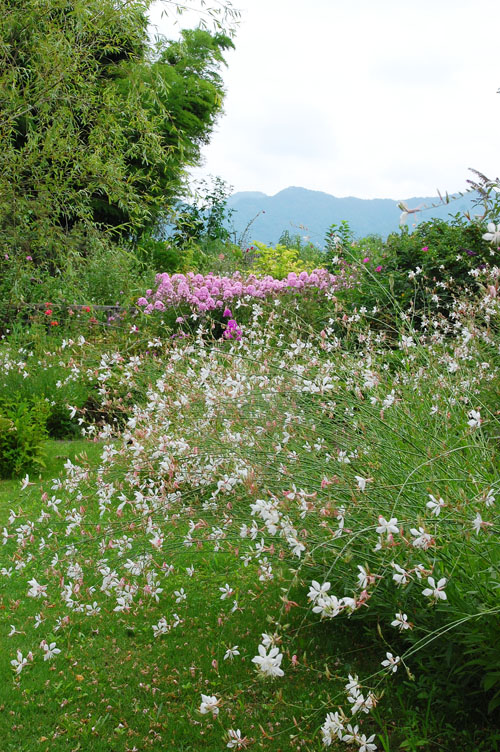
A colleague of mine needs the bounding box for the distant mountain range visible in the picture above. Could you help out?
[225,186,479,248]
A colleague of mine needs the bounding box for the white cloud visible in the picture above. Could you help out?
[150,0,500,199]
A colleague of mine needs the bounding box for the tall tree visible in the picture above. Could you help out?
[0,0,234,269]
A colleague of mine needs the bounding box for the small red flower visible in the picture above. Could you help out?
[83,306,91,313]
[44,309,52,316]
[50,320,58,326]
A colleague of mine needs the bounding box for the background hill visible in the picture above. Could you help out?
[226,186,479,247]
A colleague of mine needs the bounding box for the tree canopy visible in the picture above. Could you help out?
[0,0,234,268]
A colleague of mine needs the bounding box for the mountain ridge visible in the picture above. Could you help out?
[226,186,478,247]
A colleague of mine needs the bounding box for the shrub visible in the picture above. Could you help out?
[0,341,92,439]
[333,215,492,325]
[251,241,309,278]
[324,220,356,265]
[134,233,206,275]
[278,230,325,269]
[386,213,487,287]
[0,397,49,478]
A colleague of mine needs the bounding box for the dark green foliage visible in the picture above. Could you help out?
[324,220,355,262]
[278,229,324,268]
[334,215,490,320]
[45,402,81,440]
[0,398,49,478]
[167,176,235,249]
[134,233,194,274]
[384,214,487,290]
[136,176,245,276]
[0,1,232,297]
[0,344,89,439]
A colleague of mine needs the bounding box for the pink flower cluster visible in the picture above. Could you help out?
[137,269,337,314]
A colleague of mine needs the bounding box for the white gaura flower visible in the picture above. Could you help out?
[251,644,284,678]
[467,409,481,429]
[355,475,372,492]
[20,474,32,490]
[11,649,32,674]
[484,489,496,507]
[358,733,378,752]
[422,576,447,601]
[426,494,445,516]
[376,516,399,537]
[347,691,370,715]
[219,583,234,600]
[199,694,220,716]
[260,632,276,648]
[312,593,342,619]
[357,565,369,589]
[472,512,492,534]
[342,723,359,743]
[392,563,410,586]
[224,645,240,661]
[27,578,48,598]
[472,512,484,535]
[174,587,186,603]
[41,640,61,661]
[391,612,411,631]
[410,526,434,550]
[226,728,248,749]
[345,674,361,693]
[321,711,345,745]
[152,617,170,638]
[381,652,400,673]
[308,580,331,602]
[482,222,500,245]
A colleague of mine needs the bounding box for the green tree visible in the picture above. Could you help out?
[166,175,234,247]
[0,0,234,281]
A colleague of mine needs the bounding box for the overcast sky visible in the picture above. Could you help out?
[149,0,500,200]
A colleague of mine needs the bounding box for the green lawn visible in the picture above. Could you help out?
[0,439,103,526]
[0,439,360,752]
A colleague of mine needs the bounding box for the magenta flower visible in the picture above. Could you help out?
[375,265,382,272]
[224,318,242,340]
